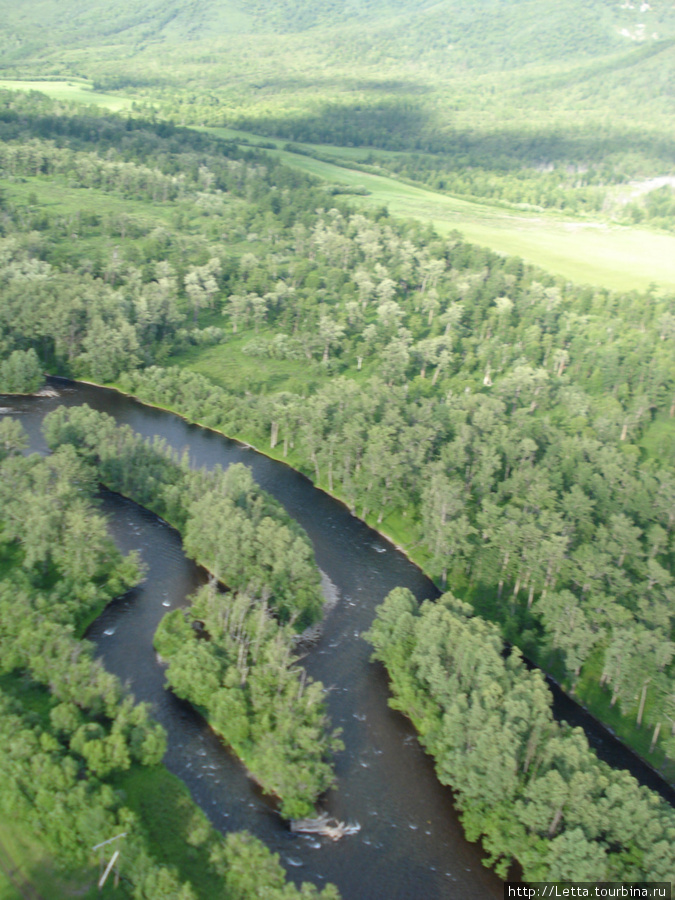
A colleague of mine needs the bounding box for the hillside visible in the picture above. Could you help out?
[3,0,674,227]
[2,0,673,62]
[2,0,674,115]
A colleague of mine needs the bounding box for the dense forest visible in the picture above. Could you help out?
[0,418,338,897]
[43,405,325,630]
[1,0,675,891]
[44,404,342,818]
[4,89,671,762]
[366,588,675,881]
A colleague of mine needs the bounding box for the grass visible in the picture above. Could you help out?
[0,867,19,900]
[0,543,21,582]
[2,177,174,224]
[112,765,226,899]
[4,79,675,292]
[171,332,316,396]
[571,648,672,773]
[640,412,675,464]
[0,79,133,111]
[201,126,675,293]
[0,765,233,900]
[0,687,226,899]
[1,177,186,267]
[0,541,225,899]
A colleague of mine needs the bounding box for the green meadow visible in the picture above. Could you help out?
[2,177,172,223]
[271,146,675,293]
[3,79,675,293]
[0,821,109,900]
[0,79,133,111]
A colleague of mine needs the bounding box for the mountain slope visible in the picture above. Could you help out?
[2,0,673,67]
[1,0,674,206]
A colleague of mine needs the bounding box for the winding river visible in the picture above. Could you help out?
[4,379,674,900]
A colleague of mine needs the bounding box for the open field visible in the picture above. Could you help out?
[3,79,675,292]
[0,869,19,900]
[2,178,173,223]
[269,146,675,293]
[0,79,133,111]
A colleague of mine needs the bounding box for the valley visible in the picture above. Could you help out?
[1,2,675,895]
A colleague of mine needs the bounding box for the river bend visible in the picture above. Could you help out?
[3,379,673,900]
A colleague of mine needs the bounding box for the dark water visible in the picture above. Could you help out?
[3,379,673,900]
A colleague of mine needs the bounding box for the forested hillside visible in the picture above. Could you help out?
[2,0,675,223]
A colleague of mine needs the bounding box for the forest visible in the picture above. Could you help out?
[366,588,675,882]
[1,0,675,892]
[0,418,338,897]
[2,0,675,227]
[44,404,342,818]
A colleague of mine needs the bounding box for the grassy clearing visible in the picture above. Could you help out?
[1,177,184,267]
[171,334,316,397]
[112,766,227,899]
[640,412,675,464]
[152,320,433,565]
[572,649,671,773]
[2,177,174,224]
[0,721,226,899]
[3,80,675,292]
[0,821,106,900]
[0,868,19,900]
[193,124,411,164]
[201,126,675,292]
[276,152,675,292]
[0,766,235,900]
[0,79,133,111]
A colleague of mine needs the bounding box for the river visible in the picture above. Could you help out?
[3,379,674,900]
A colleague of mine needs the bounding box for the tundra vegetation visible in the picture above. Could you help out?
[1,0,675,887]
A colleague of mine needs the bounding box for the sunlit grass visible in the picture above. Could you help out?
[640,412,675,464]
[0,821,109,900]
[2,177,175,225]
[113,766,225,898]
[171,332,319,396]
[3,79,675,292]
[202,125,675,292]
[0,79,133,111]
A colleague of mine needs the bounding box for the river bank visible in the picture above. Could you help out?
[5,380,506,899]
[67,375,675,791]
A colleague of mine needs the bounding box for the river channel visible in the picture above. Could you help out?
[4,378,674,900]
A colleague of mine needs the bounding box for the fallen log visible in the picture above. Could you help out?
[290,814,360,841]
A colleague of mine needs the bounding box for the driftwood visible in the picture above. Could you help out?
[292,571,340,649]
[292,621,323,648]
[290,814,360,841]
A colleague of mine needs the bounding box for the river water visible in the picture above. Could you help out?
[3,379,674,900]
